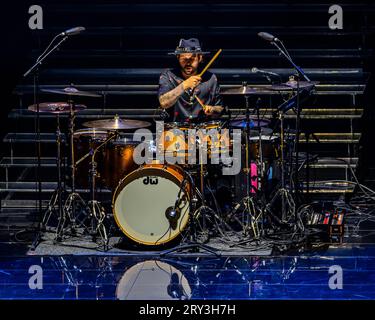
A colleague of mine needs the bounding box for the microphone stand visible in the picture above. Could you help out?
[25,35,70,250]
[160,170,220,257]
[270,39,311,205]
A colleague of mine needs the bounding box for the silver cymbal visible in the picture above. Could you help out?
[41,86,101,98]
[82,115,152,130]
[28,102,87,113]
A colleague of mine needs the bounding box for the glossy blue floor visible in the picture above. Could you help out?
[1,220,375,300]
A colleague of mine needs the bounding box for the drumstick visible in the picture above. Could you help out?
[195,95,208,112]
[198,49,222,77]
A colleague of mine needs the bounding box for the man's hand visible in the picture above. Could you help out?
[182,76,202,90]
[204,105,224,116]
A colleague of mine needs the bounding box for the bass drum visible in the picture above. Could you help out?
[112,164,190,246]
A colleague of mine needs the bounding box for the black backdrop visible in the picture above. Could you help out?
[0,0,374,181]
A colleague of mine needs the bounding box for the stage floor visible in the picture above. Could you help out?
[1,225,375,299]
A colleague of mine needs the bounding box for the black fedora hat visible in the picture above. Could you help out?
[168,38,210,55]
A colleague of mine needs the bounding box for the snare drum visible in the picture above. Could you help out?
[112,164,190,246]
[196,121,231,158]
[158,122,195,163]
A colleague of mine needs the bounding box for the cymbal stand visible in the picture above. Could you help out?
[238,90,262,238]
[87,132,118,250]
[31,113,64,247]
[227,92,263,244]
[58,99,88,241]
[254,97,267,236]
[264,109,295,224]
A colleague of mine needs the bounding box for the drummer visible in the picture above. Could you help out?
[158,38,224,122]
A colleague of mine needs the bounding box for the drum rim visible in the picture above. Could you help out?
[164,122,192,129]
[73,128,109,139]
[109,139,139,146]
[196,120,223,129]
[112,164,190,245]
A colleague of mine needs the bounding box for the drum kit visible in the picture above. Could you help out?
[19,25,322,253]
[27,74,316,253]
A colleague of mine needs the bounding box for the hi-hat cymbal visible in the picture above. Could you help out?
[28,102,87,113]
[82,116,151,130]
[41,86,102,98]
[229,116,270,128]
[268,81,319,91]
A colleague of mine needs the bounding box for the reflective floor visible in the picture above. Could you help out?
[1,240,375,299]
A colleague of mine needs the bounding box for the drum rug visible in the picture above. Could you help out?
[27,230,273,256]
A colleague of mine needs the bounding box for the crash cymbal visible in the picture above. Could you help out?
[229,116,270,128]
[268,80,319,91]
[221,86,263,95]
[28,102,87,113]
[41,86,102,98]
[82,115,151,130]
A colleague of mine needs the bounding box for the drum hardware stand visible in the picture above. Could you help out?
[85,131,118,250]
[264,108,295,225]
[160,170,220,257]
[230,87,262,239]
[25,34,71,250]
[299,131,320,202]
[30,113,65,247]
[54,98,89,241]
[269,37,312,205]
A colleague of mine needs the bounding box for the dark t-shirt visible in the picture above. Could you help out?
[158,68,223,122]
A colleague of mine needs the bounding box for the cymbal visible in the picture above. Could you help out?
[268,81,319,91]
[229,116,270,128]
[41,86,102,98]
[28,102,87,113]
[248,127,274,137]
[82,116,151,130]
[220,86,262,95]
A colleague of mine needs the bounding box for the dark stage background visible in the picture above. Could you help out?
[0,0,374,224]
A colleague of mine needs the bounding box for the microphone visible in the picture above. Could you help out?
[257,32,278,42]
[165,206,180,230]
[251,67,280,78]
[60,26,86,37]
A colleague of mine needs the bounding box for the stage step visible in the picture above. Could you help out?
[0,182,110,193]
[301,181,356,194]
[2,132,362,144]
[298,133,361,144]
[1,199,49,209]
[307,157,358,169]
[8,107,364,120]
[0,157,67,168]
[3,133,66,144]
[13,72,367,94]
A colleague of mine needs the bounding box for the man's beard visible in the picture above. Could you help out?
[183,65,196,75]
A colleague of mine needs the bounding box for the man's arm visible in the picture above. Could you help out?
[204,105,224,117]
[159,75,202,109]
[159,83,184,109]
